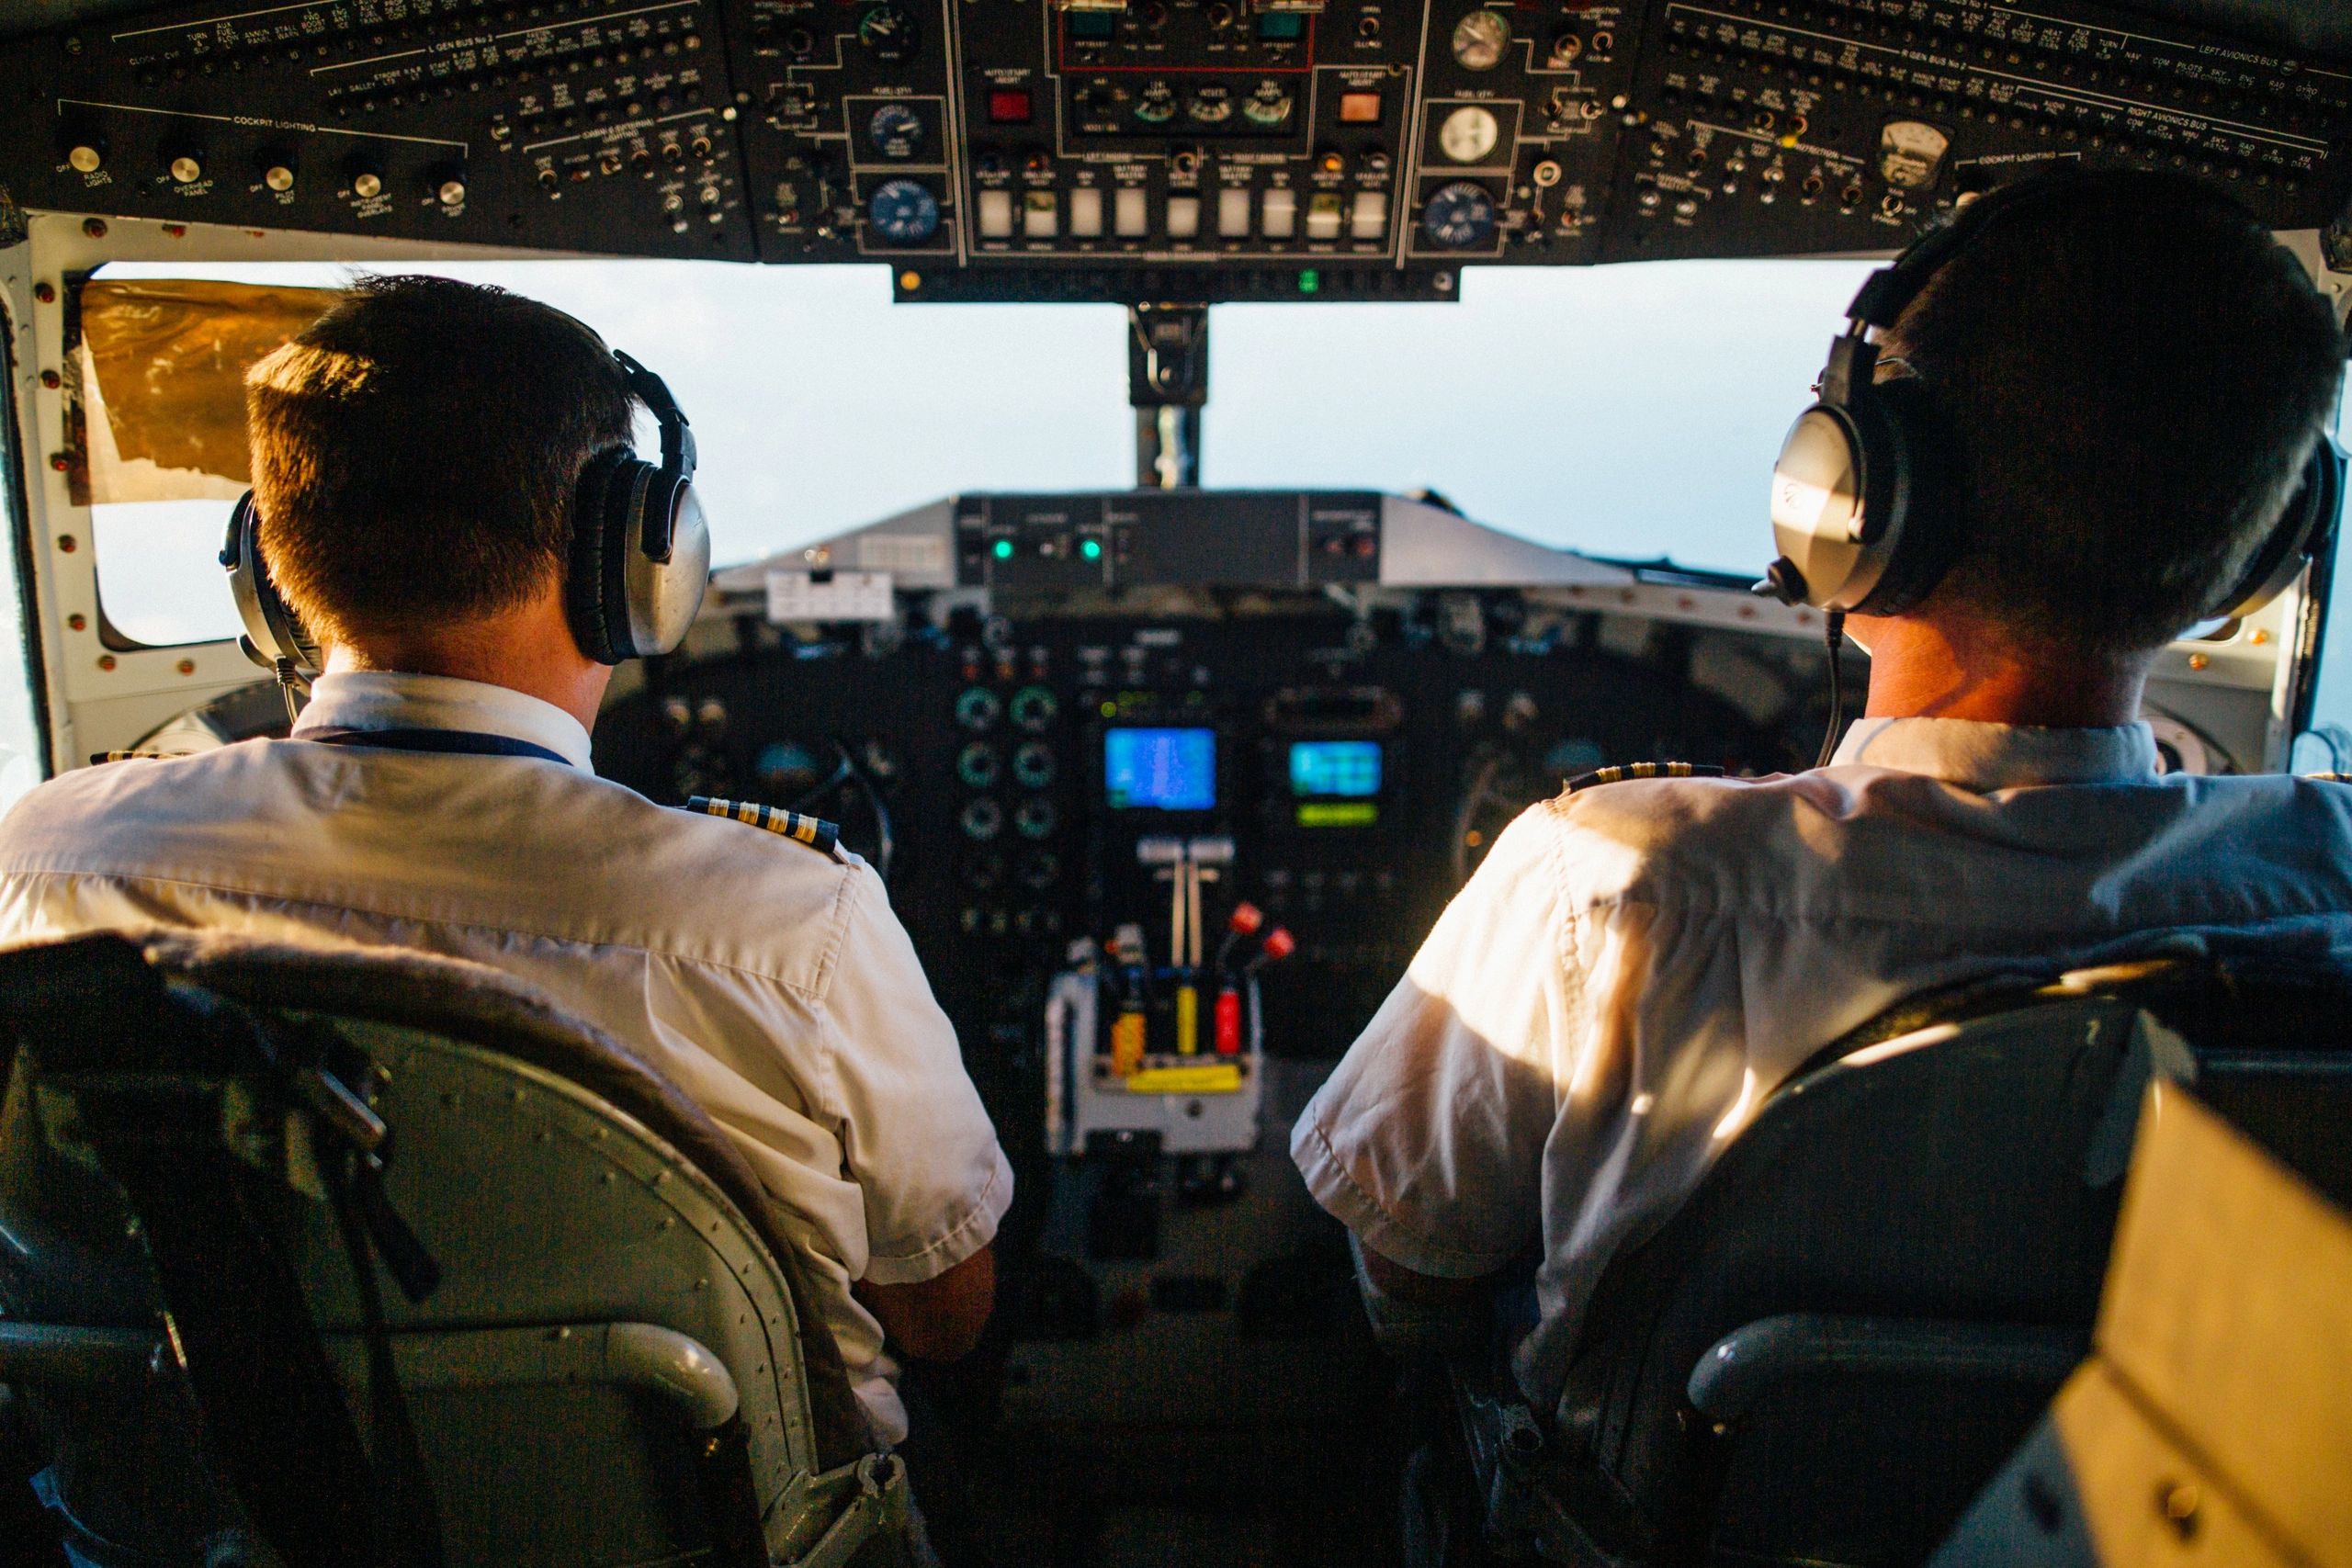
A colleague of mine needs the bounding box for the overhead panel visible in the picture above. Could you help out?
[0,0,2344,299]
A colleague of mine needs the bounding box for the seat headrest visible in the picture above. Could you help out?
[0,929,873,1468]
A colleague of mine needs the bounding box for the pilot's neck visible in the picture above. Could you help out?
[1849,609,2153,730]
[321,587,612,735]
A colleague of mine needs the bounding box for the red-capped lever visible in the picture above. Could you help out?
[1246,927,1296,973]
[1216,901,1269,973]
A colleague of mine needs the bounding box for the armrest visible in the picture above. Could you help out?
[1686,1314,2085,1424]
[0,1323,160,1388]
[322,1321,741,1430]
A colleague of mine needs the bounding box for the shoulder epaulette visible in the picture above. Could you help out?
[2302,773,2352,784]
[1562,761,1727,795]
[685,795,842,857]
[90,750,166,765]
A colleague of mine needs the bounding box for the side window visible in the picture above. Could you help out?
[78,276,337,649]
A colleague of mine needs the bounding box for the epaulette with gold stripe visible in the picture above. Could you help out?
[685,795,842,856]
[1563,761,1727,795]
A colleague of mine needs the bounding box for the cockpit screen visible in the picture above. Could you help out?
[1289,741,1383,798]
[1105,728,1217,811]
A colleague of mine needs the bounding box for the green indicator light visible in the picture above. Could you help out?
[1080,537,1103,560]
[1298,269,1320,294]
[991,538,1015,560]
[1099,700,1118,718]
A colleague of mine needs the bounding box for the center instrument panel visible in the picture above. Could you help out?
[588,491,1827,1177]
[0,0,2345,298]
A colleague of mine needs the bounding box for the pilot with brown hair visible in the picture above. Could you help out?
[0,274,1010,1451]
[1292,171,2352,1414]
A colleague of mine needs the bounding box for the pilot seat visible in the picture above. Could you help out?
[1409,946,2352,1568]
[0,929,913,1568]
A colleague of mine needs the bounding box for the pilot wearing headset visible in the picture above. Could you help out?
[0,276,1010,1454]
[1291,170,2352,1414]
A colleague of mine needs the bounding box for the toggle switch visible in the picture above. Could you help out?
[1217,186,1251,237]
[1261,186,1296,238]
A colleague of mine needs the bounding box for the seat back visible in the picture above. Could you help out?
[1555,954,2352,1568]
[0,931,894,1568]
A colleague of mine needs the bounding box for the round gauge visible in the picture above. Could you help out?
[1438,104,1500,164]
[1135,81,1179,124]
[1244,83,1295,127]
[857,5,918,62]
[1451,10,1511,71]
[1878,118,1951,191]
[1421,181,1498,248]
[868,103,924,158]
[867,178,941,244]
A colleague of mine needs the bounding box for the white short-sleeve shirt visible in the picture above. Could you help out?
[0,671,1013,1445]
[1293,716,2352,1418]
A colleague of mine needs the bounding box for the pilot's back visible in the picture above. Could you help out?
[0,670,1012,1448]
[0,711,851,988]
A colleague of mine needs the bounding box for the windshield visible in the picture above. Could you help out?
[75,256,2352,739]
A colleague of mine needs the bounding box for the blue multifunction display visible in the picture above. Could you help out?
[1105,728,1217,811]
[1289,741,1382,797]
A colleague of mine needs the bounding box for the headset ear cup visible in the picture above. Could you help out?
[568,449,631,665]
[604,460,659,662]
[1851,378,1964,617]
[2203,435,2343,624]
[222,490,322,677]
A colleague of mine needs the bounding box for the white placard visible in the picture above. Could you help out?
[765,570,896,624]
[858,533,950,574]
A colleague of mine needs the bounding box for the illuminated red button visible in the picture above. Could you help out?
[989,88,1034,124]
[1339,90,1382,123]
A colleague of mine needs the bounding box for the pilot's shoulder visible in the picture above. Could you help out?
[673,794,849,863]
[1519,762,1805,899]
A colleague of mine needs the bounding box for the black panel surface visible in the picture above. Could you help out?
[0,0,2346,297]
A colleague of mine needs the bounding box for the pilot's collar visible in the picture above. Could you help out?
[1829,716,2160,790]
[292,671,596,773]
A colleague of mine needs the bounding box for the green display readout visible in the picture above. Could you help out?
[1296,801,1378,829]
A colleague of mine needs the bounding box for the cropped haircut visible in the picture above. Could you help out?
[244,274,636,642]
[1881,170,2346,654]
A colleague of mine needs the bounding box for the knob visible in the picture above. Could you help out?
[956,688,1002,730]
[65,136,106,175]
[257,150,297,193]
[431,166,467,207]
[346,155,384,199]
[165,145,205,185]
[1013,741,1057,789]
[957,741,1001,789]
[1010,685,1058,730]
[960,797,1004,840]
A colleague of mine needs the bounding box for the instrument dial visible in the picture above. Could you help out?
[1878,119,1952,191]
[1438,105,1499,164]
[1450,10,1510,71]
[868,104,925,159]
[1421,181,1498,248]
[867,178,941,244]
[858,5,918,62]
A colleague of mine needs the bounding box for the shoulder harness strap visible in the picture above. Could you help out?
[1562,761,1727,795]
[685,795,844,857]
